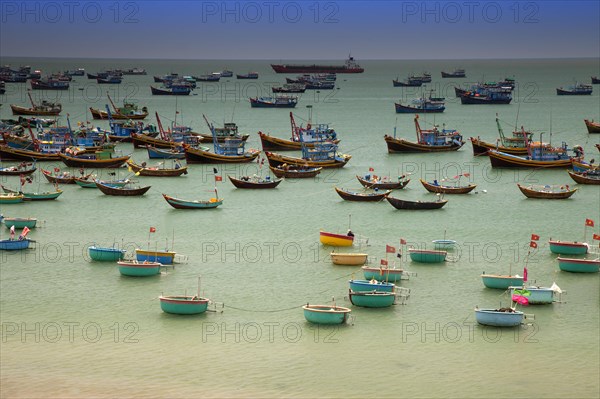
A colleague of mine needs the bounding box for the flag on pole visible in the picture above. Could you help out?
[529,241,537,248]
[386,245,396,253]
[523,267,528,282]
[10,225,15,239]
[585,219,595,227]
[380,259,388,266]
[215,175,222,182]
[20,226,30,239]
[150,227,156,233]
[531,234,540,241]
[593,234,600,241]
[400,238,407,245]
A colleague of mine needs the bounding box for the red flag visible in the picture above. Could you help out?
[149,227,156,233]
[585,219,595,227]
[593,234,600,241]
[523,267,528,282]
[529,241,537,248]
[400,238,407,245]
[368,167,374,172]
[215,175,222,182]
[463,173,470,177]
[386,245,396,253]
[531,234,540,241]
[380,259,388,266]
[21,226,30,238]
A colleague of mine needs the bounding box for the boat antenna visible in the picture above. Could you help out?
[197,276,201,299]
[514,102,521,132]
[549,108,552,147]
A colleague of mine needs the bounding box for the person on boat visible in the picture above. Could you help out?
[174,161,181,169]
[347,230,354,237]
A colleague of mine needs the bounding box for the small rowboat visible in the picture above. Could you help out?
[264,151,351,169]
[3,217,37,229]
[432,239,456,250]
[126,160,188,177]
[117,261,161,277]
[420,179,476,194]
[146,145,185,159]
[557,257,599,273]
[549,240,588,255]
[228,175,282,189]
[481,274,524,289]
[361,266,405,282]
[334,187,391,202]
[0,239,31,251]
[330,252,368,266]
[41,169,76,184]
[302,304,351,325]
[0,194,25,204]
[74,177,129,188]
[58,153,131,169]
[135,249,176,265]
[0,163,37,176]
[584,119,600,133]
[567,170,600,185]
[356,175,410,190]
[386,196,448,210]
[349,290,397,308]
[159,296,210,314]
[162,194,223,209]
[349,279,395,292]
[1,185,62,201]
[269,165,322,178]
[319,231,354,247]
[408,248,447,263]
[508,286,556,304]
[96,181,151,196]
[475,307,525,327]
[88,246,126,262]
[517,183,577,199]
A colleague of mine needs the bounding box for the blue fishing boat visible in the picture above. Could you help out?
[557,257,599,273]
[162,194,223,209]
[88,246,126,262]
[117,261,161,276]
[549,240,588,255]
[384,115,463,153]
[395,97,445,113]
[556,83,593,95]
[250,96,298,108]
[147,146,185,159]
[302,304,351,325]
[135,249,176,264]
[488,138,575,169]
[349,279,395,292]
[237,72,258,79]
[159,296,210,314]
[349,290,397,308]
[97,76,122,84]
[2,217,37,229]
[508,286,556,305]
[150,85,191,95]
[361,266,405,282]
[460,87,512,104]
[408,249,447,263]
[0,239,31,251]
[474,307,525,327]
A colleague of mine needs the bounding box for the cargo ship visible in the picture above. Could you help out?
[271,55,364,74]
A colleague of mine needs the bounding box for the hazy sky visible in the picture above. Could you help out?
[1,1,599,59]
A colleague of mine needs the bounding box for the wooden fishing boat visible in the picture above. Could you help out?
[258,133,340,151]
[97,76,122,84]
[361,266,405,282]
[131,133,183,149]
[58,152,130,169]
[334,187,391,202]
[517,183,577,199]
[557,257,599,273]
[237,72,259,79]
[441,69,466,78]
[393,77,422,87]
[196,122,249,143]
[460,89,512,104]
[568,170,600,185]
[269,164,322,178]
[420,179,476,194]
[349,279,395,292]
[0,145,61,161]
[264,149,351,169]
[488,145,574,169]
[571,159,598,172]
[90,94,148,120]
[146,145,185,159]
[481,274,524,289]
[126,160,188,177]
[384,115,463,153]
[162,194,223,209]
[386,195,448,210]
[159,296,210,314]
[556,83,592,95]
[250,96,298,108]
[135,249,176,264]
[73,177,129,188]
[88,246,126,262]
[117,261,161,277]
[475,307,524,327]
[0,193,24,204]
[302,304,351,325]
[150,85,191,95]
[11,101,61,116]
[469,117,532,155]
[0,239,31,251]
[1,185,62,201]
[41,168,76,184]
[408,248,447,263]
[356,175,409,190]
[30,78,69,90]
[330,252,368,266]
[394,97,445,113]
[96,181,151,196]
[184,145,260,164]
[349,290,397,308]
[0,163,36,176]
[228,175,282,189]
[2,217,36,229]
[548,240,588,255]
[320,231,354,247]
[584,119,600,133]
[257,112,340,151]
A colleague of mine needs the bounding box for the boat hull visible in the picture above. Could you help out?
[184,147,260,164]
[88,246,126,261]
[509,287,555,304]
[481,274,524,289]
[362,266,404,282]
[488,150,572,169]
[59,153,130,169]
[228,175,282,189]
[159,296,209,314]
[408,249,447,263]
[469,137,528,156]
[258,132,340,151]
[420,179,476,194]
[135,249,176,265]
[384,136,463,153]
[386,196,448,210]
[265,151,350,169]
[302,305,351,325]
[349,280,395,292]
[118,261,161,276]
[557,257,599,273]
[568,170,600,185]
[549,240,588,255]
[162,194,222,209]
[517,184,577,199]
[0,239,31,250]
[330,253,368,266]
[475,309,524,327]
[334,187,390,201]
[3,218,37,229]
[349,291,396,308]
[319,231,354,247]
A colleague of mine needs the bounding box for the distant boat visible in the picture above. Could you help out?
[386,195,448,210]
[2,217,37,229]
[356,175,410,190]
[470,117,532,156]
[195,74,220,82]
[548,240,588,255]
[395,97,445,113]
[408,248,447,263]
[237,72,259,79]
[0,163,37,176]
[592,76,600,84]
[441,69,466,78]
[474,307,524,327]
[392,77,423,87]
[302,304,352,325]
[11,92,61,116]
[150,85,191,95]
[88,246,126,262]
[269,164,322,178]
[30,78,69,90]
[257,112,340,151]
[481,274,524,289]
[517,183,577,199]
[117,260,161,277]
[488,137,576,169]
[58,151,130,169]
[460,88,512,104]
[96,181,151,196]
[0,238,31,251]
[349,290,397,308]
[272,84,306,93]
[90,94,148,120]
[584,119,600,133]
[97,76,122,84]
[334,187,391,202]
[420,178,476,194]
[557,257,599,273]
[228,175,282,189]
[162,194,223,210]
[384,115,464,153]
[250,96,298,108]
[216,70,233,77]
[330,252,368,266]
[556,83,592,95]
[126,159,188,177]
[567,169,600,185]
[272,55,364,74]
[121,68,147,75]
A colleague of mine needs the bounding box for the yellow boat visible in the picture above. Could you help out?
[330,253,368,266]
[320,231,354,247]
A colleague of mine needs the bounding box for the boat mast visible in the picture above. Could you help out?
[155,112,168,141]
[27,90,36,108]
[290,112,300,141]
[107,92,118,113]
[414,114,422,142]
[496,114,507,143]
[203,114,219,149]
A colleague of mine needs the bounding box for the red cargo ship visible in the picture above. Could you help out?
[271,55,364,74]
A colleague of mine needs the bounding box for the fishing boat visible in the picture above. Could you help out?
[420,178,476,194]
[41,169,76,184]
[264,142,351,169]
[126,160,188,177]
[349,279,395,292]
[215,70,233,77]
[474,307,524,327]
[356,175,410,190]
[0,163,36,176]
[89,94,148,120]
[228,175,282,189]
[122,68,147,75]
[258,120,340,151]
[97,76,122,84]
[392,77,423,87]
[584,119,600,133]
[0,193,24,204]
[548,240,588,255]
[508,286,557,305]
[162,194,223,209]
[117,260,161,277]
[349,290,397,308]
[320,231,354,247]
[146,146,185,160]
[330,252,368,266]
[250,96,298,108]
[460,88,512,104]
[557,257,599,273]
[334,187,391,202]
[96,181,151,196]
[384,115,464,153]
[517,183,577,199]
[394,97,445,113]
[556,83,593,95]
[0,145,61,161]
[58,151,130,169]
[361,266,405,282]
[481,274,524,289]
[432,240,457,250]
[441,69,466,78]
[195,74,220,82]
[0,239,31,251]
[269,164,322,178]
[386,195,448,210]
[1,185,62,201]
[196,122,249,143]
[302,304,352,325]
[488,141,576,169]
[73,176,129,189]
[408,248,447,263]
[272,84,306,93]
[2,217,37,229]
[272,55,364,74]
[593,77,600,84]
[567,169,600,185]
[150,85,191,95]
[88,246,126,262]
[237,72,259,79]
[10,92,61,116]
[571,159,598,172]
[159,296,210,315]
[470,117,532,155]
[30,78,69,90]
[135,249,176,264]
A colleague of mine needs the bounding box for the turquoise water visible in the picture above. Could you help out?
[1,58,599,398]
